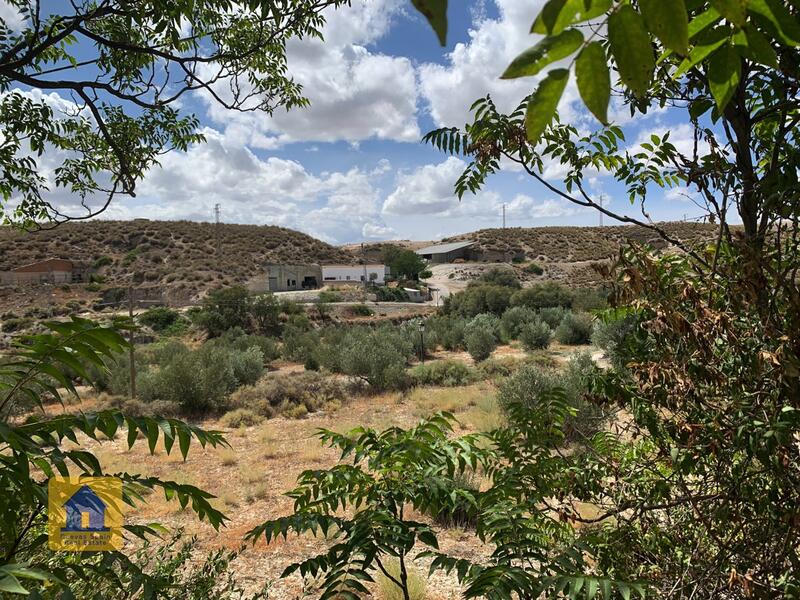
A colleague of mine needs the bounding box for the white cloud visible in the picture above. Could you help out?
[203,0,420,146]
[382,157,467,215]
[362,222,396,239]
[419,0,554,128]
[0,3,26,30]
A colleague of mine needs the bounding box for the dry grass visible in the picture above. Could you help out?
[408,382,494,420]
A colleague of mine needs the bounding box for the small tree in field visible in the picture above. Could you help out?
[246,414,490,600]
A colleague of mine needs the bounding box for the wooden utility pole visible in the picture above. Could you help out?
[128,286,136,399]
[502,204,506,229]
[214,203,221,255]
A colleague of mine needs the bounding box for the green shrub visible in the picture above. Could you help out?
[318,290,342,303]
[428,470,480,529]
[510,282,573,310]
[592,310,642,370]
[229,346,265,387]
[498,354,604,442]
[138,307,181,332]
[554,312,594,345]
[465,313,501,341]
[426,315,467,351]
[477,267,521,289]
[524,262,544,275]
[443,284,513,317]
[571,287,608,311]
[194,286,251,337]
[476,357,525,379]
[85,282,102,292]
[374,287,409,302]
[216,328,280,361]
[2,316,33,332]
[281,326,320,363]
[347,303,374,317]
[465,326,496,362]
[519,319,552,350]
[536,306,568,329]
[220,408,264,428]
[92,255,113,269]
[500,306,538,340]
[410,360,475,387]
[336,328,410,390]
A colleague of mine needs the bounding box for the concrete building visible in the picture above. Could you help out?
[251,264,322,293]
[416,241,475,264]
[322,264,388,285]
[0,258,81,285]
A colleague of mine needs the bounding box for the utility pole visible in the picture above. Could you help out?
[361,243,368,292]
[502,204,506,229]
[127,286,136,400]
[214,203,221,255]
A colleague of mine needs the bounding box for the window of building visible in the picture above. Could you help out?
[346,275,351,280]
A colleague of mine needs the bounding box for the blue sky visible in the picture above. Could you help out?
[6,0,713,244]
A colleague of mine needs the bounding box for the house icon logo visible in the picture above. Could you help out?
[61,485,110,532]
[48,476,123,551]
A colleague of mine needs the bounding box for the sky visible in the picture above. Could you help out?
[4,0,713,244]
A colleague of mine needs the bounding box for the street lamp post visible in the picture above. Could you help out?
[418,321,425,364]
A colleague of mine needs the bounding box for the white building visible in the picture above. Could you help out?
[322,264,387,285]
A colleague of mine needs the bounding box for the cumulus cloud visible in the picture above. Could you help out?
[419,0,561,128]
[382,157,467,215]
[203,0,420,146]
[362,222,397,239]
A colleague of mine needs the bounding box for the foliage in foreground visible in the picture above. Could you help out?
[0,318,229,596]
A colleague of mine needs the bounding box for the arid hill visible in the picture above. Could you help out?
[0,220,353,305]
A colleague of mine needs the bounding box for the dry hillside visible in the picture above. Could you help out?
[0,220,354,303]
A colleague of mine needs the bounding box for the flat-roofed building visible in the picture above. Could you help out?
[415,241,475,264]
[322,264,387,285]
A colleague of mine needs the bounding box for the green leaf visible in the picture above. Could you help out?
[742,23,779,66]
[711,0,749,26]
[576,41,611,124]
[640,0,689,54]
[608,5,655,97]
[502,29,584,79]
[0,575,28,594]
[532,0,612,35]
[411,0,448,46]
[707,43,741,111]
[688,7,722,39]
[748,0,800,45]
[525,68,569,143]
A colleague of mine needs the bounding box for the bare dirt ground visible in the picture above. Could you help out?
[48,343,596,599]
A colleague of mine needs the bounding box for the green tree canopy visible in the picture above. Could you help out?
[0,0,347,227]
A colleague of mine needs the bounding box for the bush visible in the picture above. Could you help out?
[443,284,513,317]
[465,326,496,362]
[346,304,374,317]
[498,354,604,442]
[228,372,346,418]
[500,306,538,340]
[216,328,280,361]
[195,286,251,337]
[426,315,467,351]
[536,306,568,329]
[524,262,544,275]
[92,255,113,269]
[220,408,264,428]
[465,313,501,341]
[336,328,410,390]
[229,346,265,387]
[476,357,524,379]
[375,286,409,302]
[318,290,342,303]
[281,326,320,363]
[138,307,181,332]
[571,287,608,311]
[554,312,594,345]
[592,310,642,371]
[410,360,475,387]
[510,282,573,310]
[1,316,33,332]
[428,470,480,529]
[477,267,521,289]
[519,319,552,350]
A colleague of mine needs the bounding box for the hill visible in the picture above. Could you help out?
[0,220,354,305]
